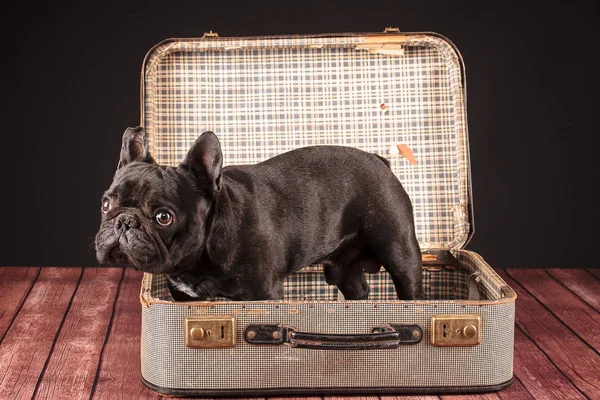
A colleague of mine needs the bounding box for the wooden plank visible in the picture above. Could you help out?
[498,270,600,398]
[494,378,534,400]
[325,397,377,400]
[0,268,82,400]
[33,268,123,400]
[382,395,440,399]
[90,269,158,400]
[217,398,264,400]
[512,325,585,398]
[439,376,533,399]
[220,398,265,400]
[506,268,600,352]
[587,269,600,280]
[547,269,600,312]
[0,267,40,341]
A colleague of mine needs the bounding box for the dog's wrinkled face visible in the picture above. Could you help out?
[95,127,222,274]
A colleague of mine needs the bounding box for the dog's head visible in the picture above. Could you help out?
[94,127,223,274]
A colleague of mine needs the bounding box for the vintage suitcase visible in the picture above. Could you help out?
[138,29,516,396]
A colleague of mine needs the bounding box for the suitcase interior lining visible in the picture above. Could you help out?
[145,250,500,302]
[143,35,471,251]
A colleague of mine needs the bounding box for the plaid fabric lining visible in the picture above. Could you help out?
[144,250,500,303]
[147,269,468,302]
[455,249,509,299]
[365,266,469,300]
[143,34,470,249]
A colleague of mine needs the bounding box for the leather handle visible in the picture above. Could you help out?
[289,330,402,350]
[244,324,422,350]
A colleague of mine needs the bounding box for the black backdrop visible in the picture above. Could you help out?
[1,1,597,269]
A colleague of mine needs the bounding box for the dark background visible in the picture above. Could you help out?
[0,1,597,269]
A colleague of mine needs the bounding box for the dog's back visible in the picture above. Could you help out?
[225,146,407,204]
[216,145,421,300]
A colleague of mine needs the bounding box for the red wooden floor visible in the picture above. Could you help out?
[0,267,599,400]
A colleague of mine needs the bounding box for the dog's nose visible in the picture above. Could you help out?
[115,214,140,233]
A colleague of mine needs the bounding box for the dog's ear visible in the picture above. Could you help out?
[180,131,223,192]
[117,126,155,169]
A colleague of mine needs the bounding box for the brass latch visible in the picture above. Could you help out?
[431,314,481,347]
[184,316,235,348]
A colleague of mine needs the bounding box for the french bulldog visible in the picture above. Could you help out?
[95,127,422,301]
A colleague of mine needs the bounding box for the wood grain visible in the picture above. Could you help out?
[586,269,600,280]
[0,267,40,341]
[325,396,378,400]
[547,269,600,312]
[90,269,158,400]
[33,268,123,400]
[506,268,600,352]
[512,326,584,398]
[218,397,265,400]
[439,376,533,399]
[498,270,600,398]
[0,268,82,400]
[2,266,599,399]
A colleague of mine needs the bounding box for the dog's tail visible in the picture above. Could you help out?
[376,154,392,168]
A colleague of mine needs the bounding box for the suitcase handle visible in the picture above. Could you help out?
[244,324,422,350]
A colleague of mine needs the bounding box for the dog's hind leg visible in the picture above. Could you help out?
[367,232,422,300]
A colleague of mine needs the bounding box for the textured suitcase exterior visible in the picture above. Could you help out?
[138,30,516,396]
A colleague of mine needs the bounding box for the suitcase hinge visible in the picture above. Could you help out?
[202,30,219,38]
[357,29,406,55]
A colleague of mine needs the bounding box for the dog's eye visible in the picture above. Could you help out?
[101,198,111,214]
[155,210,173,226]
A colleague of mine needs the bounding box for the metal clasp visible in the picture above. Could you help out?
[431,314,481,347]
[184,316,235,348]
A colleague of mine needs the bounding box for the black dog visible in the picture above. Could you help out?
[95,127,422,301]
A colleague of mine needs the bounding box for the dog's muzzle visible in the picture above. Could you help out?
[114,213,141,235]
[95,210,166,272]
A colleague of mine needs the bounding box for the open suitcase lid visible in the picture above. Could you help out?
[141,29,473,250]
